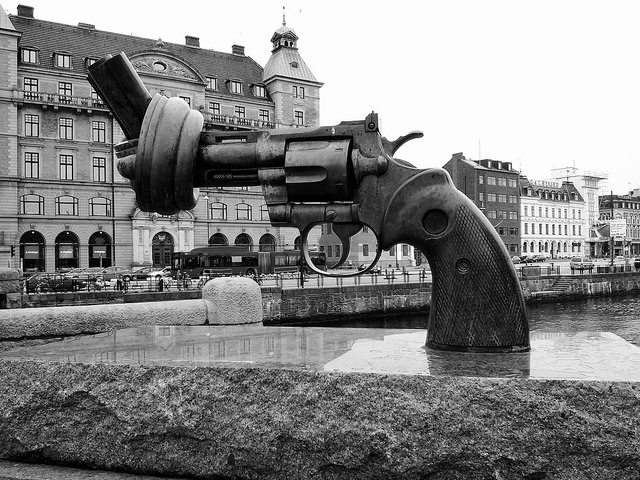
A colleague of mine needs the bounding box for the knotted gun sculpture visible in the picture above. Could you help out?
[88,52,529,352]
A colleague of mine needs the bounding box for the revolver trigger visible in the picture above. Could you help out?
[331,223,362,268]
[381,131,424,157]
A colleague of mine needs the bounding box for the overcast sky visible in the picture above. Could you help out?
[8,1,640,194]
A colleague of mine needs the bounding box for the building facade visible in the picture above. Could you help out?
[520,178,586,259]
[443,153,522,257]
[597,193,640,258]
[0,4,322,273]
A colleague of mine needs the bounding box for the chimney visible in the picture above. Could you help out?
[78,22,95,31]
[232,44,245,56]
[185,36,200,48]
[17,5,34,18]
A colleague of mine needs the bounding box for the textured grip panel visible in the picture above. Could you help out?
[426,204,528,351]
[378,168,529,352]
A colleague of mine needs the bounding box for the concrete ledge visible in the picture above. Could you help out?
[0,360,638,479]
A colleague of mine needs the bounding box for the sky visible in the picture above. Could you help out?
[6,0,640,194]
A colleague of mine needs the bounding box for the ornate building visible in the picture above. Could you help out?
[519,178,586,259]
[0,4,322,273]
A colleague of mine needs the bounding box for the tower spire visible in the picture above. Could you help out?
[282,6,286,26]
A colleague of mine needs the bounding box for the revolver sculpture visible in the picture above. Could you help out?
[88,53,529,352]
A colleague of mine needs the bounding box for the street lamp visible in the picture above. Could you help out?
[203,192,210,246]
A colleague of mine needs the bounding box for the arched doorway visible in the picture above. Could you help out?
[152,232,174,267]
[89,231,112,268]
[20,230,45,273]
[234,233,253,249]
[209,233,228,246]
[259,234,276,252]
[55,231,79,271]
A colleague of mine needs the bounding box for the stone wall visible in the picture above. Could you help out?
[263,282,430,324]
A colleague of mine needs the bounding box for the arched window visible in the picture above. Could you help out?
[55,195,78,215]
[89,197,111,216]
[20,230,45,273]
[294,236,303,250]
[209,233,228,246]
[89,231,112,268]
[20,194,44,215]
[259,234,276,252]
[260,204,269,221]
[235,203,252,220]
[234,233,253,248]
[210,202,227,220]
[55,230,79,270]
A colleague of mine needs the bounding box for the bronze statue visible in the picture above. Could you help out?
[88,53,529,352]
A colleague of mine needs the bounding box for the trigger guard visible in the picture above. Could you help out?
[301,223,384,278]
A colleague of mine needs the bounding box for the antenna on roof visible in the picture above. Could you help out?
[282,5,286,26]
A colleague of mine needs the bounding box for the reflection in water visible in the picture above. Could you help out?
[1,321,639,381]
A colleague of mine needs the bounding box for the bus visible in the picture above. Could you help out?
[171,246,326,278]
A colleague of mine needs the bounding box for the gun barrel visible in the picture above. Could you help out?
[87,52,152,140]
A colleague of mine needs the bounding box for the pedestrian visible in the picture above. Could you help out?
[158,276,164,292]
[298,262,305,288]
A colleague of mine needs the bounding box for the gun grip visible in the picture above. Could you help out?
[381,168,529,352]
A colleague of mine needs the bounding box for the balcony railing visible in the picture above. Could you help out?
[202,111,306,130]
[16,90,106,110]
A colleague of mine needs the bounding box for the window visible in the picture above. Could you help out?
[524,224,529,234]
[293,86,305,98]
[294,110,304,125]
[229,80,242,94]
[260,204,269,221]
[25,114,39,137]
[24,77,38,100]
[363,244,369,256]
[59,155,73,180]
[54,53,72,68]
[545,224,549,235]
[21,47,38,64]
[206,77,217,90]
[508,178,517,188]
[92,121,106,143]
[487,210,497,219]
[210,202,227,220]
[179,96,191,106]
[236,203,252,220]
[58,82,72,104]
[59,118,73,140]
[55,195,78,215]
[93,157,107,182]
[327,245,333,258]
[259,109,270,122]
[402,244,409,256]
[508,195,517,204]
[487,193,497,202]
[498,194,507,203]
[91,88,104,107]
[524,206,528,216]
[335,244,341,259]
[498,177,507,187]
[89,197,111,216]
[508,212,518,220]
[487,176,496,186]
[478,175,484,184]
[234,106,246,118]
[20,194,44,215]
[24,153,39,178]
[253,85,266,97]
[85,58,97,68]
[209,102,220,115]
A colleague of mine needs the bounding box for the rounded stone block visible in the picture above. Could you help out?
[202,276,262,325]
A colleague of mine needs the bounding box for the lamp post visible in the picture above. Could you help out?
[203,192,210,246]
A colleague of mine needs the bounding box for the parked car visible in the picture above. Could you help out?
[26,273,87,293]
[132,266,172,280]
[511,256,521,264]
[613,256,627,264]
[101,265,134,282]
[358,263,382,274]
[569,256,594,272]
